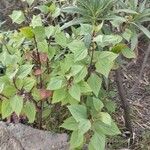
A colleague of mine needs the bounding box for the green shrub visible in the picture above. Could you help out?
[0,0,149,149]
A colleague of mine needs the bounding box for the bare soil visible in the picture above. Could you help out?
[109,39,150,150]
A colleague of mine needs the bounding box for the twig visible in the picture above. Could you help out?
[13,78,21,92]
[28,92,40,111]
[0,0,10,8]
[85,32,96,81]
[0,93,9,99]
[46,60,51,74]
[85,45,95,81]
[33,37,43,129]
[115,68,133,135]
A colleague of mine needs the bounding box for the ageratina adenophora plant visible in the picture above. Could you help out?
[0,0,150,149]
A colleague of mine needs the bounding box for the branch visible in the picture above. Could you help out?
[115,68,133,135]
[0,93,9,99]
[33,37,43,129]
[85,46,95,81]
[13,78,21,92]
[85,34,96,81]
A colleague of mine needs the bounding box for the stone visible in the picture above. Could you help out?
[0,122,69,150]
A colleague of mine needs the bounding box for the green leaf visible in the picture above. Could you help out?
[33,26,46,41]
[60,18,85,30]
[0,52,18,66]
[99,112,112,125]
[23,77,36,92]
[110,16,127,28]
[45,26,55,38]
[95,51,118,78]
[87,73,102,97]
[80,24,93,35]
[122,29,132,42]
[9,10,25,24]
[23,102,36,123]
[78,119,91,134]
[0,101,2,114]
[47,76,64,90]
[139,0,147,13]
[52,88,67,103]
[48,45,56,60]
[104,100,116,113]
[111,44,127,54]
[49,3,56,13]
[17,64,33,79]
[93,98,104,111]
[38,5,50,14]
[31,15,42,28]
[42,107,51,119]
[55,32,67,47]
[68,40,88,62]
[78,81,92,93]
[60,54,74,74]
[62,93,79,105]
[89,133,106,150]
[31,88,41,101]
[93,120,121,136]
[0,83,4,93]
[2,100,13,119]
[2,85,17,98]
[10,95,23,116]
[24,0,34,6]
[68,105,87,122]
[70,131,84,149]
[74,67,87,83]
[52,7,60,18]
[37,40,49,52]
[70,65,84,76]
[61,117,78,131]
[84,33,92,48]
[8,69,19,80]
[69,84,81,101]
[16,77,35,92]
[20,27,34,39]
[122,48,136,59]
[131,31,138,50]
[134,23,150,39]
[94,35,122,47]
[115,9,138,14]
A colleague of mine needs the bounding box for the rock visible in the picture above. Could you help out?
[0,123,24,150]
[0,122,69,150]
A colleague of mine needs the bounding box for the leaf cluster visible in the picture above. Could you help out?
[0,0,149,149]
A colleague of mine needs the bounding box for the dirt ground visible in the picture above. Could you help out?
[109,39,150,150]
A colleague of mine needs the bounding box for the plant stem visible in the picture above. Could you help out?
[46,60,51,74]
[85,38,96,81]
[13,78,21,92]
[34,37,43,129]
[115,68,133,135]
[85,52,94,81]
[0,93,9,100]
